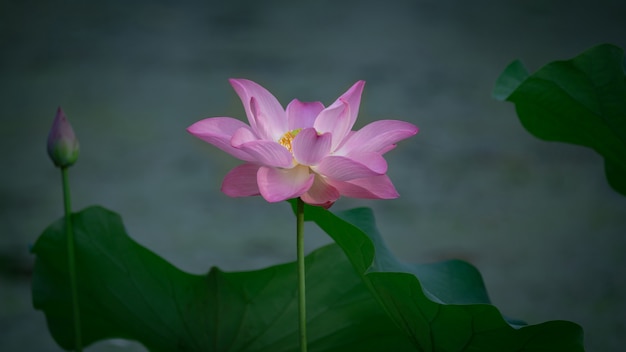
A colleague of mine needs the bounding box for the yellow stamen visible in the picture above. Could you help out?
[278,128,301,153]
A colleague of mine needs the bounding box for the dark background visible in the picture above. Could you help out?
[1,0,625,350]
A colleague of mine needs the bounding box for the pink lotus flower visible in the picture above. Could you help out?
[187,79,417,207]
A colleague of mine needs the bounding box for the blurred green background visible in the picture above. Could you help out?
[1,0,625,351]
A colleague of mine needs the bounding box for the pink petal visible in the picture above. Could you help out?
[328,175,399,199]
[292,128,332,166]
[338,80,365,123]
[336,120,418,155]
[235,140,294,168]
[187,117,255,162]
[286,99,325,130]
[315,153,387,181]
[257,165,314,202]
[230,127,258,146]
[300,175,340,208]
[313,99,350,151]
[230,79,287,140]
[313,81,365,149]
[221,163,261,197]
[379,144,397,154]
[249,96,286,141]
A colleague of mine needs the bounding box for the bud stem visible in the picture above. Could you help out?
[61,167,82,351]
[296,197,307,352]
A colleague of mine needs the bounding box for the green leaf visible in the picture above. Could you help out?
[291,200,585,351]
[492,60,530,101]
[33,204,585,351]
[31,206,413,351]
[493,43,626,196]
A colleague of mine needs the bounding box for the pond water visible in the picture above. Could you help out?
[1,1,625,351]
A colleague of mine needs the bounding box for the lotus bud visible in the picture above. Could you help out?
[47,107,79,168]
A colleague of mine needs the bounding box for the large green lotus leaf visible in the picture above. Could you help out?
[291,201,584,351]
[493,43,626,196]
[31,206,414,351]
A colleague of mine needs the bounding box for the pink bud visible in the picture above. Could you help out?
[47,107,79,168]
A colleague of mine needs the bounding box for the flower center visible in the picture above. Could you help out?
[278,128,301,153]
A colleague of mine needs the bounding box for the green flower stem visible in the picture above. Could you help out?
[61,167,82,351]
[296,197,307,352]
